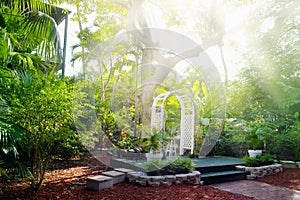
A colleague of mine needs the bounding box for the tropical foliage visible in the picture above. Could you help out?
[70,0,299,160]
[0,0,75,190]
[0,0,63,72]
[213,0,300,159]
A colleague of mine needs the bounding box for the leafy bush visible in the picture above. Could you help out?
[0,71,74,190]
[117,135,142,151]
[140,130,171,153]
[145,157,194,176]
[243,153,275,167]
[267,123,300,161]
[169,157,195,173]
[53,131,87,160]
[210,135,248,157]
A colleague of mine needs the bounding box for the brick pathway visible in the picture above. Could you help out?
[211,180,300,200]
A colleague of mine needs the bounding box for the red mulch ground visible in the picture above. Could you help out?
[1,155,299,200]
[256,168,300,191]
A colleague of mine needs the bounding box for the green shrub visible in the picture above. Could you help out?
[267,128,300,161]
[0,71,74,190]
[170,157,195,173]
[243,153,275,167]
[210,135,248,157]
[53,131,87,160]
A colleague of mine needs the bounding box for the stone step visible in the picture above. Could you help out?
[102,170,126,184]
[192,157,245,173]
[86,175,113,191]
[86,169,129,191]
[197,164,237,173]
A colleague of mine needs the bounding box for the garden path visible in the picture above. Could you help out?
[211,180,300,200]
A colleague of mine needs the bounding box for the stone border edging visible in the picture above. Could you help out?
[126,171,201,186]
[278,160,300,168]
[236,164,283,179]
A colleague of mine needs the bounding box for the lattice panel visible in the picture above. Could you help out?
[180,114,194,154]
[151,111,162,130]
[151,93,170,131]
[165,139,177,157]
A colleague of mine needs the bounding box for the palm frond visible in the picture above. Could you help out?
[23,11,58,43]
[71,52,83,66]
[0,118,31,158]
[10,160,32,178]
[0,0,52,15]
[0,28,13,63]
[22,11,62,64]
[71,43,82,52]
[0,160,9,178]
[0,115,32,178]
[0,1,62,72]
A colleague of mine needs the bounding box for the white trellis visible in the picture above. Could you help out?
[150,90,195,155]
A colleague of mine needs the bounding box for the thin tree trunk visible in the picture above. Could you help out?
[76,4,86,79]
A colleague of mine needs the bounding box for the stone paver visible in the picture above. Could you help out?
[86,175,113,191]
[102,170,126,184]
[211,180,300,200]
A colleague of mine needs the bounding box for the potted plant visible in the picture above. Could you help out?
[145,149,163,162]
[247,132,262,157]
[245,122,264,157]
[246,121,274,157]
[142,130,170,161]
[248,149,262,158]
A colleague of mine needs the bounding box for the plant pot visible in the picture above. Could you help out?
[248,149,262,157]
[145,152,163,162]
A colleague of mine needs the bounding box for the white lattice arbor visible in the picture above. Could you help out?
[150,90,195,155]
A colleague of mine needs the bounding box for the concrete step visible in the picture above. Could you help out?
[86,175,114,191]
[102,170,126,184]
[192,156,245,173]
[86,169,129,191]
[197,164,237,173]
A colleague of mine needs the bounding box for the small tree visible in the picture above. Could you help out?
[1,70,73,190]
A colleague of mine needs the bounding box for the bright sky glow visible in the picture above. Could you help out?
[59,0,256,80]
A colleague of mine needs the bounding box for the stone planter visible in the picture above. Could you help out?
[127,171,201,186]
[236,164,283,179]
[248,149,262,157]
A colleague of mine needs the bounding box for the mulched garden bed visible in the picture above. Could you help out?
[256,168,300,191]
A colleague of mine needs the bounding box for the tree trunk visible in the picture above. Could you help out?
[76,4,86,79]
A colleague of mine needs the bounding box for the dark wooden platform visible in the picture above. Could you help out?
[110,156,247,184]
